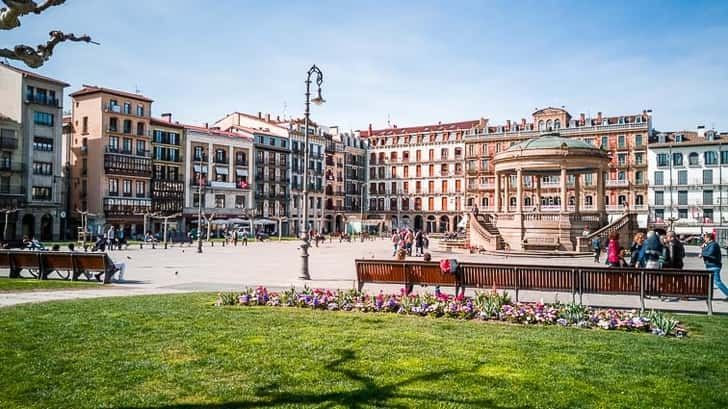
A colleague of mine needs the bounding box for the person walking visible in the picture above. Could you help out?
[242,229,248,246]
[405,229,414,256]
[391,231,399,256]
[700,232,728,298]
[592,235,602,263]
[639,230,664,269]
[664,231,685,269]
[414,230,423,256]
[106,226,116,251]
[606,232,622,268]
[628,232,645,268]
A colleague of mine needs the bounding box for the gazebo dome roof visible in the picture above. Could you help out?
[505,133,596,152]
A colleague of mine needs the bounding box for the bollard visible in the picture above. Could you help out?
[211,241,214,247]
[164,242,168,249]
[152,242,156,249]
[140,243,143,249]
[222,240,225,247]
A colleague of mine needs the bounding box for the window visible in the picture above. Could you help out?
[122,138,132,153]
[109,136,119,151]
[635,152,644,165]
[688,152,699,166]
[538,120,544,131]
[704,209,714,222]
[136,140,146,156]
[215,195,225,208]
[428,164,434,177]
[215,149,226,163]
[108,179,118,195]
[601,136,608,148]
[618,153,626,165]
[440,148,448,159]
[32,162,52,175]
[618,135,625,148]
[584,173,593,186]
[635,195,644,205]
[617,171,626,181]
[33,137,53,151]
[123,102,131,115]
[235,195,246,209]
[635,171,643,184]
[654,191,664,206]
[705,151,718,165]
[193,193,205,208]
[553,119,561,130]
[635,134,643,147]
[136,104,144,117]
[32,186,52,201]
[656,153,669,167]
[109,117,118,132]
[677,191,688,206]
[653,171,664,185]
[585,196,593,207]
[703,169,713,185]
[194,146,204,161]
[122,180,132,196]
[136,181,145,196]
[678,209,688,219]
[82,116,88,133]
[672,152,683,166]
[677,170,687,185]
[428,149,434,161]
[33,111,54,126]
[703,190,713,205]
[654,209,664,221]
[442,180,448,193]
[123,119,132,134]
[415,150,421,161]
[136,122,145,136]
[722,151,728,164]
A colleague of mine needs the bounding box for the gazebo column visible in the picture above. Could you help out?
[504,172,510,213]
[574,174,581,213]
[516,168,523,213]
[596,168,606,212]
[493,171,500,213]
[560,167,568,212]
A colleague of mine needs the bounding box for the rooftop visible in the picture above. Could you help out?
[505,133,598,152]
[69,85,153,102]
[0,62,70,87]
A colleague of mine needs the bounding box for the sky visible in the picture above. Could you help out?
[3,0,728,132]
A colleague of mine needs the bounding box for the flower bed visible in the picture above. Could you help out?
[216,286,687,337]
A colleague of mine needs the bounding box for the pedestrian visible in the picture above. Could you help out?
[405,229,414,256]
[700,232,728,297]
[242,229,248,246]
[664,231,685,269]
[415,230,423,256]
[473,205,479,217]
[106,226,115,251]
[629,232,645,267]
[391,231,399,256]
[606,232,622,267]
[233,230,239,246]
[639,230,664,269]
[592,235,602,263]
[423,232,429,250]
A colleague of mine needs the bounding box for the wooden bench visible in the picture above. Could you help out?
[0,250,117,284]
[355,259,715,314]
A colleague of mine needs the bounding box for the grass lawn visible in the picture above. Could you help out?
[1,293,727,409]
[0,277,102,292]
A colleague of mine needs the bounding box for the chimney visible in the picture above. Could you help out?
[204,122,208,129]
[258,112,262,119]
[697,125,706,139]
[266,113,271,122]
[506,120,511,129]
[521,118,526,127]
[597,112,602,123]
[161,113,172,123]
[276,115,280,121]
[368,123,372,135]
[579,113,585,124]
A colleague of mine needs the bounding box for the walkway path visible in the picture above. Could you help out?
[1,239,726,313]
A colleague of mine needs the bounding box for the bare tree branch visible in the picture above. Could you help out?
[0,0,65,30]
[0,30,96,68]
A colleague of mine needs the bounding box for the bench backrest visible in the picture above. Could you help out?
[355,259,712,298]
[73,253,108,271]
[41,253,76,271]
[0,250,110,272]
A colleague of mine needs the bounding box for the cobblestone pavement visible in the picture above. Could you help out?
[1,238,727,312]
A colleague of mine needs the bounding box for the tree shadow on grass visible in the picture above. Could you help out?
[119,348,525,409]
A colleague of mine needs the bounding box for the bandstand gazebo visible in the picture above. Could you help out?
[489,133,610,251]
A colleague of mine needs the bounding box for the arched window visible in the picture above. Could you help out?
[524,197,532,206]
[672,152,683,166]
[635,170,644,184]
[569,196,575,206]
[618,195,626,205]
[510,197,517,207]
[538,120,545,131]
[546,120,553,131]
[689,152,699,166]
[553,119,561,130]
[585,196,593,207]
[635,195,644,205]
[482,197,489,207]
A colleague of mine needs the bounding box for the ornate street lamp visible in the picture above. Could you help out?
[300,64,325,280]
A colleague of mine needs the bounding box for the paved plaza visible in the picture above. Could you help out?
[1,238,727,312]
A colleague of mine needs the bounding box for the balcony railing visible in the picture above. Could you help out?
[103,197,152,216]
[0,136,18,150]
[104,153,153,177]
[606,179,629,187]
[26,94,60,107]
[104,104,148,117]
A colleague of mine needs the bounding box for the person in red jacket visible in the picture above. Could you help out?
[606,232,623,267]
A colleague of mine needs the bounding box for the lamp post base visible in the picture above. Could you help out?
[299,237,311,280]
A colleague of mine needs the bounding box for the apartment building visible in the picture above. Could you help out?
[324,126,368,233]
[0,63,68,240]
[359,120,467,233]
[252,130,291,235]
[286,120,325,235]
[323,129,345,233]
[150,114,185,224]
[464,108,652,227]
[648,127,728,236]
[68,85,153,237]
[182,124,253,231]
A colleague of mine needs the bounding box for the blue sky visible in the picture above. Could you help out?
[3,0,728,131]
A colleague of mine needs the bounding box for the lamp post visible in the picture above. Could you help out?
[196,159,205,253]
[300,64,325,280]
[360,185,365,242]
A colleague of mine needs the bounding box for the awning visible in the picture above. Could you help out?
[193,165,208,173]
[236,169,248,177]
[216,167,229,175]
[254,219,277,226]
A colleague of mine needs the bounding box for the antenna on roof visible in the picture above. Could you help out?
[282,100,288,120]
[386,113,391,128]
[134,85,141,94]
